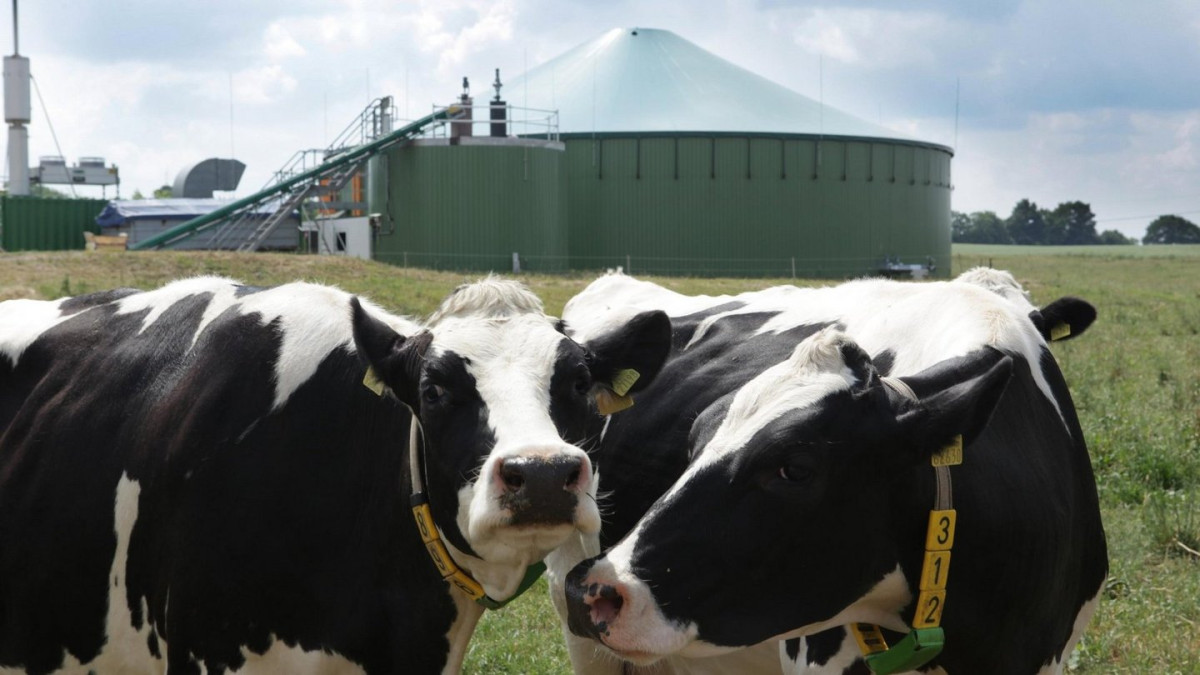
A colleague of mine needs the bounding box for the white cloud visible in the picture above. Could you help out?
[786,8,951,69]
[263,23,307,60]
[230,65,299,105]
[791,12,860,63]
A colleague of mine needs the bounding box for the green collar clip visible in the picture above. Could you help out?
[862,626,945,674]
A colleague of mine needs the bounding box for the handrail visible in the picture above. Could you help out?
[327,96,393,152]
[130,105,456,251]
[415,103,559,141]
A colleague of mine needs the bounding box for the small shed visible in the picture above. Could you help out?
[95,199,298,251]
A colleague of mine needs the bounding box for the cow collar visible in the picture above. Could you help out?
[406,417,546,611]
[846,377,961,674]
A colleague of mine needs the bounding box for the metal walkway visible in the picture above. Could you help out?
[130,100,460,251]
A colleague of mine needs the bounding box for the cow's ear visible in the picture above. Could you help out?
[582,310,672,396]
[1033,297,1096,341]
[350,298,431,408]
[893,348,1014,464]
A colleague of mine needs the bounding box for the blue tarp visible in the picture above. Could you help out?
[95,198,278,228]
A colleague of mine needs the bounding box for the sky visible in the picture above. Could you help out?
[5,0,1199,239]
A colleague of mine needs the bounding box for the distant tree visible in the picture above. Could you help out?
[130,189,146,200]
[1098,229,1136,245]
[1046,201,1099,245]
[153,184,173,199]
[951,211,972,241]
[952,210,1011,244]
[1039,207,1063,245]
[1006,199,1047,245]
[1143,215,1200,244]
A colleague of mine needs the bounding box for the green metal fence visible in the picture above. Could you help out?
[0,197,109,251]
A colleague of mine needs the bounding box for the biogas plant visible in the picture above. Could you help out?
[6,27,953,278]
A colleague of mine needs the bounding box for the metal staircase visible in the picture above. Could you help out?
[237,162,358,252]
[205,154,366,252]
[132,98,461,251]
[242,159,364,251]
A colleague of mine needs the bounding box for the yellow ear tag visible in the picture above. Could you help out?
[850,623,889,655]
[931,435,963,467]
[611,369,641,397]
[362,366,386,396]
[595,389,635,415]
[1050,322,1071,341]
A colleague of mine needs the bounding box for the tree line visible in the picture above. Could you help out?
[953,200,1200,245]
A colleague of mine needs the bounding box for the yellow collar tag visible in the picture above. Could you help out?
[851,623,889,655]
[1050,322,1071,341]
[855,436,962,671]
[611,369,641,397]
[411,499,546,609]
[412,502,489,601]
[930,435,962,467]
[595,389,635,415]
[362,366,386,396]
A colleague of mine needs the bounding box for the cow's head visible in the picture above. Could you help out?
[351,278,670,599]
[955,267,1096,342]
[565,328,1011,663]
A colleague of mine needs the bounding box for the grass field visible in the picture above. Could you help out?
[1,247,1196,672]
[954,242,1200,258]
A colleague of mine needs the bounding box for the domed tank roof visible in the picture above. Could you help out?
[506,28,929,145]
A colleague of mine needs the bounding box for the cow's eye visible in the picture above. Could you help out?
[573,373,591,395]
[778,462,813,483]
[423,384,446,403]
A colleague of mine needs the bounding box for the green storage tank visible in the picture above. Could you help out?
[509,28,953,278]
[369,137,567,272]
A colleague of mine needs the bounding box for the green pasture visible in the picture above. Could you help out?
[0,246,1196,672]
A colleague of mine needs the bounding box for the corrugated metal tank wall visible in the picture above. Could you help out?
[0,197,109,251]
[370,140,568,272]
[563,135,951,277]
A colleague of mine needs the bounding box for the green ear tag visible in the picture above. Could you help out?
[362,366,386,396]
[611,369,641,397]
[1050,322,1071,341]
[863,628,944,674]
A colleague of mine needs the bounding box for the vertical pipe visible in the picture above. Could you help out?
[7,126,27,195]
[674,137,678,181]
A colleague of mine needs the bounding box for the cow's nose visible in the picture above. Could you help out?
[566,558,626,640]
[495,452,590,525]
[498,452,589,492]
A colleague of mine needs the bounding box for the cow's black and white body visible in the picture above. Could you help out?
[0,276,670,675]
[553,270,1105,675]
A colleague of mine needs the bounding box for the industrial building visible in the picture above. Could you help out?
[131,28,954,278]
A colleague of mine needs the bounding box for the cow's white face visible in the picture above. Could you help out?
[565,329,1012,662]
[352,279,671,600]
[426,313,602,572]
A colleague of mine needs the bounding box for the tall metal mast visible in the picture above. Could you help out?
[4,0,31,195]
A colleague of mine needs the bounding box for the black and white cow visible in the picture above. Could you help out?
[552,270,1104,675]
[0,276,670,674]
